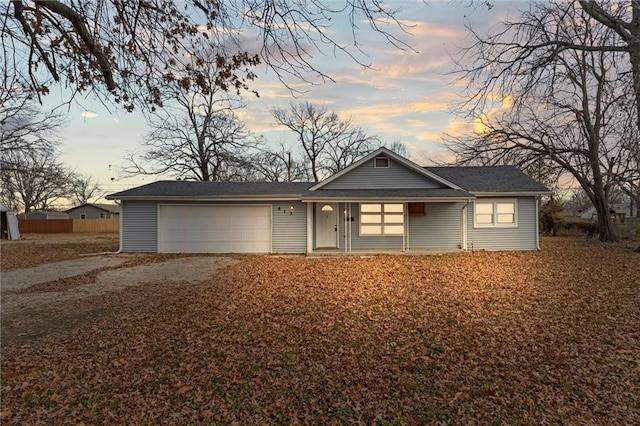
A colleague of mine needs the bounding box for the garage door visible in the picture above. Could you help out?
[159,205,271,253]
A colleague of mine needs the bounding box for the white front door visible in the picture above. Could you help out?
[315,203,338,248]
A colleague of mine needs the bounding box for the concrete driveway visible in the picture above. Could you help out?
[1,254,238,346]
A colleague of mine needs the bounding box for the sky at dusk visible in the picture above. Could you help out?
[39,1,525,204]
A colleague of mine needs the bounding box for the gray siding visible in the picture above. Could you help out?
[323,158,443,189]
[121,200,307,253]
[272,201,306,253]
[122,201,158,252]
[467,197,538,251]
[408,202,463,250]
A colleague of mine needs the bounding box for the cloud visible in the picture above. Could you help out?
[81,111,98,119]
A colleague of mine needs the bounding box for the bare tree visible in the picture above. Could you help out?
[69,174,102,205]
[385,141,409,158]
[126,59,257,181]
[577,1,640,131]
[251,143,309,182]
[1,149,75,213]
[1,69,65,156]
[450,0,636,242]
[271,101,379,182]
[3,1,409,111]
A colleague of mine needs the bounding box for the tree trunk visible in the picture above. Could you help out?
[593,194,617,242]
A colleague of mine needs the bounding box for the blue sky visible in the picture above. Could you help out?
[40,1,522,203]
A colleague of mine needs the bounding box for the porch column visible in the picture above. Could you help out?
[461,201,469,251]
[306,202,313,253]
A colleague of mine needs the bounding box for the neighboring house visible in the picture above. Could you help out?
[22,210,69,220]
[66,203,120,219]
[579,203,634,220]
[106,147,551,254]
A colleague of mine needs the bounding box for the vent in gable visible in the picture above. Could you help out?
[374,157,389,168]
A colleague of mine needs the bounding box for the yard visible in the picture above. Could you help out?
[1,237,638,424]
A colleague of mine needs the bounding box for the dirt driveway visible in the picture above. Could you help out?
[1,254,238,346]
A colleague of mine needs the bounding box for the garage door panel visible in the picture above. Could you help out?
[159,205,271,253]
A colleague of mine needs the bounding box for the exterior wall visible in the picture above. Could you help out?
[271,201,306,253]
[122,201,158,252]
[408,202,463,250]
[323,158,443,189]
[67,205,116,219]
[467,197,538,251]
[121,200,307,253]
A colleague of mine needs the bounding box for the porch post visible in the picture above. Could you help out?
[461,201,468,251]
[306,202,313,253]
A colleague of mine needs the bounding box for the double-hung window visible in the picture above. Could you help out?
[474,199,517,228]
[360,203,404,235]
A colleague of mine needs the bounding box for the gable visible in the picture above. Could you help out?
[321,156,446,190]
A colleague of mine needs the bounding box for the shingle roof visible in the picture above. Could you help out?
[107,181,314,199]
[66,203,121,213]
[424,166,550,193]
[107,166,549,200]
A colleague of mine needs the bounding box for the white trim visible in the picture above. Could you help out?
[308,147,464,191]
[306,202,313,253]
[473,198,518,228]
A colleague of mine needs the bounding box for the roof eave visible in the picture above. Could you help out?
[472,191,552,196]
[302,196,475,202]
[106,195,306,201]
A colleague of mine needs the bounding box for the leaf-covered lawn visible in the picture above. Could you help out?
[1,238,638,424]
[0,234,119,271]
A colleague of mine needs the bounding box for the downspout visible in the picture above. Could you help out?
[535,196,541,250]
[404,202,408,252]
[461,200,470,251]
[117,204,123,253]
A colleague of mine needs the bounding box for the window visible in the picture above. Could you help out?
[320,205,334,212]
[374,157,389,168]
[360,203,404,235]
[99,212,106,219]
[474,199,517,228]
[80,213,86,219]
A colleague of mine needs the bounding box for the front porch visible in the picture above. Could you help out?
[307,248,465,257]
[303,200,472,254]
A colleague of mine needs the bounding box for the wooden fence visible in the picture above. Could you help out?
[19,219,119,234]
